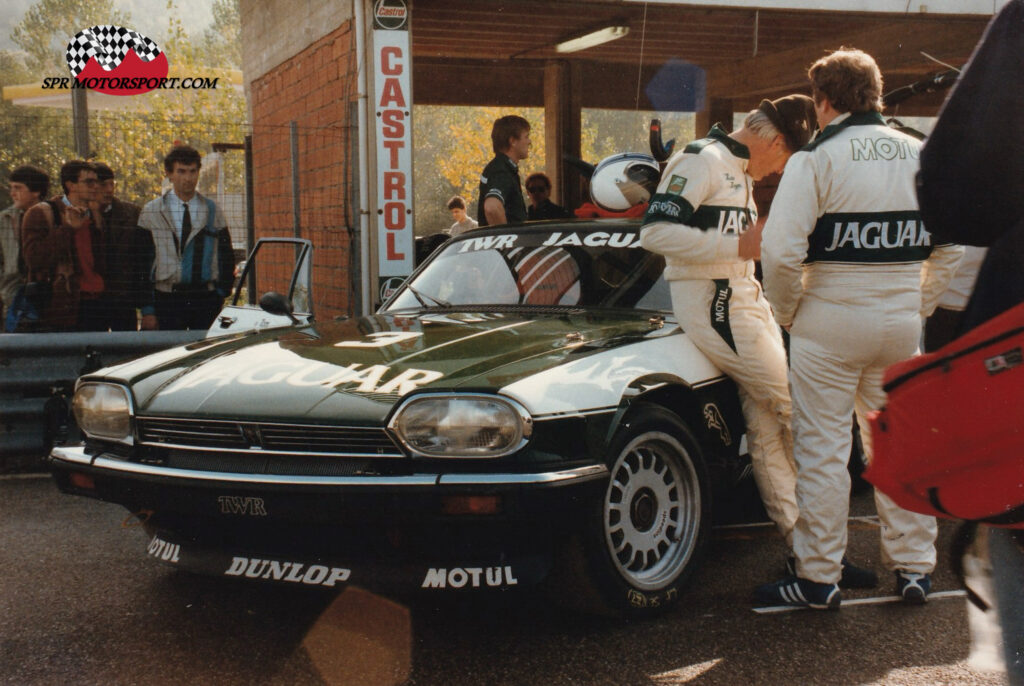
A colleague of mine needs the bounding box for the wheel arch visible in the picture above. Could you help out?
[556,391,716,616]
[605,373,745,481]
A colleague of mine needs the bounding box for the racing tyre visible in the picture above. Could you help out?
[559,404,711,617]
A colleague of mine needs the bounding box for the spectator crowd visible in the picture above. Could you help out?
[1,144,234,333]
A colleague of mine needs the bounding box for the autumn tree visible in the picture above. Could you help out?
[0,0,130,202]
[411,105,695,237]
[200,0,241,69]
[413,106,547,236]
[11,0,129,77]
[0,49,76,206]
[86,6,248,207]
[0,0,247,211]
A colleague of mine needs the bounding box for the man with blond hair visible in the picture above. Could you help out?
[641,95,884,592]
[756,48,962,609]
[477,115,530,227]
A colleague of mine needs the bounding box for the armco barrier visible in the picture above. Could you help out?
[0,331,204,471]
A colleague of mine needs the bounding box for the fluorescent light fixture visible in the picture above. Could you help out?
[555,25,629,53]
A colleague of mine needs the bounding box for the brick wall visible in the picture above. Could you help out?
[249,20,356,320]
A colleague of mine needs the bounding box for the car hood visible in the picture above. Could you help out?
[103,311,668,424]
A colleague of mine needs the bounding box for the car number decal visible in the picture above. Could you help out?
[334,331,422,348]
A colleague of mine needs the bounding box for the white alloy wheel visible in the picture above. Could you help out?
[603,430,702,591]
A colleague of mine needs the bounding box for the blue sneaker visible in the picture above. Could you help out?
[754,576,841,609]
[786,556,878,589]
[896,571,931,604]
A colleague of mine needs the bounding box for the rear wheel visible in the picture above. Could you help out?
[560,404,711,616]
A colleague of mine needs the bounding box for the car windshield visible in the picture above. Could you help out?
[383,223,671,312]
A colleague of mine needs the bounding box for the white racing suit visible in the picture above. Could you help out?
[641,125,799,547]
[762,112,963,584]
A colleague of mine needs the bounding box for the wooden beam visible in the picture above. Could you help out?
[696,97,735,135]
[544,61,567,206]
[708,19,986,99]
[413,59,544,106]
[542,61,584,210]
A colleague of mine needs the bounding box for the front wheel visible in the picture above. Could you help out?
[559,404,711,616]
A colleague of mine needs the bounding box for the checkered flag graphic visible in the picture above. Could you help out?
[65,25,162,77]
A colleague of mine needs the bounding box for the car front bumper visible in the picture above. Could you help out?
[50,445,609,592]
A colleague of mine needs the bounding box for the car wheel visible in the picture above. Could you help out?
[560,404,711,616]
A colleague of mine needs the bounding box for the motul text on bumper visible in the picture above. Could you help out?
[49,445,607,592]
[142,531,552,591]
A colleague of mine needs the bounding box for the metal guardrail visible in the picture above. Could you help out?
[0,331,204,470]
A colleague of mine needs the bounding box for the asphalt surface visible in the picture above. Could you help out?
[0,473,1008,686]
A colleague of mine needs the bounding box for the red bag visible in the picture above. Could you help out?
[866,302,1024,528]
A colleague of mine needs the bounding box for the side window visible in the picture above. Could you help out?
[596,252,671,311]
[232,238,312,313]
[634,276,672,311]
[511,247,581,305]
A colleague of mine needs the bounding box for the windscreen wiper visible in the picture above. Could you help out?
[406,285,452,307]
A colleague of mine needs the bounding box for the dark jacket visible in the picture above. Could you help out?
[476,154,527,226]
[917,0,1024,247]
[528,199,572,221]
[20,197,106,331]
[916,0,1024,331]
[100,197,151,313]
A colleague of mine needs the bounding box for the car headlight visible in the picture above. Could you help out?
[389,394,533,458]
[72,382,134,443]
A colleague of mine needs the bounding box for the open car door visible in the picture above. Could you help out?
[207,237,314,337]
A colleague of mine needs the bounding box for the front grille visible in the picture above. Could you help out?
[137,417,403,457]
[164,450,381,476]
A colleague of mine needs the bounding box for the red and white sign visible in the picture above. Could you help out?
[373,0,414,284]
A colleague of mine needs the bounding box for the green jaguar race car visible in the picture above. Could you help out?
[50,220,755,616]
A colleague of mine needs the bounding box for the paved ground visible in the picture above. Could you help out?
[0,473,1009,686]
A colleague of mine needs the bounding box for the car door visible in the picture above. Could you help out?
[207,237,314,337]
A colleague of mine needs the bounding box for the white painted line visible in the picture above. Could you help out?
[848,515,882,526]
[753,589,967,614]
[714,521,775,531]
[0,472,50,481]
[715,514,881,532]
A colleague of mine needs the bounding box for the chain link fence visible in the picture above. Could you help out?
[0,109,358,328]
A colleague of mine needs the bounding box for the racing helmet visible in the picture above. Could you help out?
[589,152,661,212]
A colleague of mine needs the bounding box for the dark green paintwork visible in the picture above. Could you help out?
[89,310,664,425]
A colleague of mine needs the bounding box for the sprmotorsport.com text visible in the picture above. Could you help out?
[42,76,220,90]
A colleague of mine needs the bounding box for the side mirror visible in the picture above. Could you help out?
[259,291,299,324]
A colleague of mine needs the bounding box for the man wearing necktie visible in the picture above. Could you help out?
[137,145,235,330]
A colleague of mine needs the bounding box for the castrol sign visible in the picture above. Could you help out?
[373,0,414,291]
